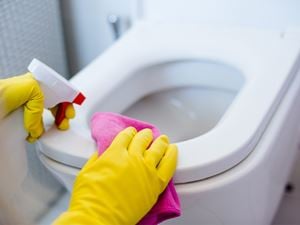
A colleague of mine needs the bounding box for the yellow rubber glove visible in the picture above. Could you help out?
[0,73,75,142]
[49,103,75,130]
[52,127,178,225]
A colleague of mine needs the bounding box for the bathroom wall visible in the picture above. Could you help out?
[0,0,68,78]
[137,0,300,29]
[60,0,300,75]
[60,0,131,75]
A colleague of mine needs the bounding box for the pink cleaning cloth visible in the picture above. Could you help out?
[91,112,181,225]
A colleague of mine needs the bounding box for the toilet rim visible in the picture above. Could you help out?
[37,23,300,183]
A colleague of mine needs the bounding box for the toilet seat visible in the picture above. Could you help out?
[37,23,300,183]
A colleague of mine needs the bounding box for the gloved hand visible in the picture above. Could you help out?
[52,127,178,225]
[0,73,75,142]
[49,103,75,130]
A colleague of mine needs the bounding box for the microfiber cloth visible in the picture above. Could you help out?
[91,112,181,225]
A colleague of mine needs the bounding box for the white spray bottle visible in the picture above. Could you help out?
[28,58,85,125]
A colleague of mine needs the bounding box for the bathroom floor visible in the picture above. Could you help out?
[38,150,300,225]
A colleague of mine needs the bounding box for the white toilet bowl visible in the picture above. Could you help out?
[35,22,300,225]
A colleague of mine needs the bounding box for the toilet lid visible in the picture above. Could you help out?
[37,23,300,183]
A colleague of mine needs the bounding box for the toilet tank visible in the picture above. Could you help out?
[131,0,300,29]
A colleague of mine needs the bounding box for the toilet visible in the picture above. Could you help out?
[4,0,300,224]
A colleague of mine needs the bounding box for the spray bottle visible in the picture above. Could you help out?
[28,58,85,125]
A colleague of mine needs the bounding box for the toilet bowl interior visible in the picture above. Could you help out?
[89,59,244,142]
